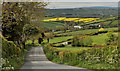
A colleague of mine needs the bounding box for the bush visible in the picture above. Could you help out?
[83,36,93,46]
[72,35,84,46]
[43,44,58,60]
[72,35,93,47]
[1,35,23,70]
[44,43,120,69]
[2,36,21,58]
[1,35,34,70]
[53,44,65,47]
[105,32,118,45]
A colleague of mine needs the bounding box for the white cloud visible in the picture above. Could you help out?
[44,0,119,2]
[45,2,118,9]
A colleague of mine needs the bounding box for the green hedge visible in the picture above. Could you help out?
[1,35,31,70]
[2,37,21,59]
[43,44,120,70]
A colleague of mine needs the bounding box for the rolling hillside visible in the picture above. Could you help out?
[45,7,118,18]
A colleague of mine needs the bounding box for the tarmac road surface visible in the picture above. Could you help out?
[20,47,93,71]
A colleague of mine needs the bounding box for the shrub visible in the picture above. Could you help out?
[2,36,21,58]
[72,35,80,46]
[72,35,85,46]
[1,35,23,70]
[72,35,93,47]
[83,36,93,46]
[44,43,120,69]
[105,32,117,45]
[53,44,65,47]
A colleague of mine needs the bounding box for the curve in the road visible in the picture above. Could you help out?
[20,47,93,71]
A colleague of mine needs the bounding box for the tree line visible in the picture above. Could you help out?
[2,2,47,49]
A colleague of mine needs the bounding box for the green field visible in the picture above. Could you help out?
[26,40,38,44]
[91,34,108,45]
[49,36,73,44]
[27,27,118,46]
[43,21,64,29]
[91,32,118,45]
[110,20,118,27]
[54,46,91,52]
[55,27,118,36]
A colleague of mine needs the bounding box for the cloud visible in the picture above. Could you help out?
[44,0,119,2]
[45,2,118,9]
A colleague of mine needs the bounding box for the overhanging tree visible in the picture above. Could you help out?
[2,2,47,48]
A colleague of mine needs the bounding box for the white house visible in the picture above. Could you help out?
[74,26,82,29]
[61,42,68,45]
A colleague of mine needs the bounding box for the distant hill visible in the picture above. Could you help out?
[79,6,118,9]
[45,7,118,18]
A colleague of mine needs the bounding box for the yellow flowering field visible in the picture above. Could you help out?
[43,17,99,23]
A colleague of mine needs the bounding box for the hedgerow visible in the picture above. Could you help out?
[43,43,120,70]
[1,35,29,71]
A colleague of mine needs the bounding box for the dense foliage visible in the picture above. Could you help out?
[43,44,120,70]
[2,2,47,48]
[72,35,93,47]
[1,35,22,70]
[1,2,47,70]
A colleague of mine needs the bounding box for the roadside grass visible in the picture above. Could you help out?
[76,61,119,71]
[3,43,40,71]
[44,44,119,71]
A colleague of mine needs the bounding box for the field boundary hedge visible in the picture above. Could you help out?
[43,44,120,70]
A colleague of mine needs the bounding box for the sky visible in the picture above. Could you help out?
[43,0,119,9]
[43,0,119,2]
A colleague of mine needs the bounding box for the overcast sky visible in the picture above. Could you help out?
[44,0,119,2]
[43,0,119,9]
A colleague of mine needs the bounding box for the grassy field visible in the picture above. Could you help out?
[54,46,91,52]
[26,40,38,44]
[49,36,73,44]
[27,36,73,44]
[91,34,108,45]
[110,20,118,27]
[43,21,64,29]
[55,27,118,36]
[56,29,99,36]
[91,32,118,45]
[27,27,118,46]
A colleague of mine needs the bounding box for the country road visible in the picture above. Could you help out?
[20,47,93,71]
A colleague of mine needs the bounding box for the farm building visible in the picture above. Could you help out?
[89,24,101,28]
[74,26,83,29]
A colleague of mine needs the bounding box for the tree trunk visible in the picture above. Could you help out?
[16,40,21,49]
[22,41,25,49]
[47,38,49,43]
[32,39,34,44]
[38,38,43,44]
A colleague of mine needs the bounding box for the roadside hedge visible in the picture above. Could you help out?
[43,43,120,70]
[2,37,21,59]
[1,34,32,71]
